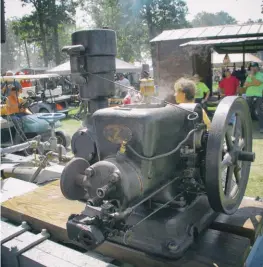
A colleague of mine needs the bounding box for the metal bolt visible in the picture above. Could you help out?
[21,221,27,227]
[110,172,120,183]
[167,241,179,251]
[41,229,47,235]
[10,246,18,252]
[85,167,94,177]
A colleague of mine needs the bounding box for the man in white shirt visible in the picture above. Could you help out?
[118,73,131,87]
[116,74,131,97]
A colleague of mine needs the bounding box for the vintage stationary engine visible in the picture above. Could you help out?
[60,29,255,259]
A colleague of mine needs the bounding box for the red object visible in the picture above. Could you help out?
[123,95,131,104]
[219,76,239,96]
[21,80,32,88]
[56,103,64,110]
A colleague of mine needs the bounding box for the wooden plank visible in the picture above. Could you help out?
[1,180,252,267]
[1,180,85,242]
[211,197,263,244]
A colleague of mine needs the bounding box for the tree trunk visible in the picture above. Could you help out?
[38,13,49,67]
[24,39,31,68]
[53,24,61,65]
[50,0,61,65]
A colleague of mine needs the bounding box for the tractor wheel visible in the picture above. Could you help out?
[55,131,71,148]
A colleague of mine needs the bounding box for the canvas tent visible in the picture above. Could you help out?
[47,58,140,75]
[212,51,262,67]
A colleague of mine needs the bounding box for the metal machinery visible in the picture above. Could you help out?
[60,29,255,259]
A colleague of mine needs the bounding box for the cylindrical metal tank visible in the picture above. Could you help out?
[69,29,117,100]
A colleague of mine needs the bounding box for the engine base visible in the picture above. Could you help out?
[67,195,217,259]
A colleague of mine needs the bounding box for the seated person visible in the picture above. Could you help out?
[174,78,211,130]
[1,70,22,97]
[1,86,32,116]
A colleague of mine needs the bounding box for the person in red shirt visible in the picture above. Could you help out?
[219,69,240,97]
[16,72,33,88]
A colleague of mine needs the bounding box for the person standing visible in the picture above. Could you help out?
[193,74,210,104]
[116,73,131,98]
[219,69,239,97]
[244,62,263,133]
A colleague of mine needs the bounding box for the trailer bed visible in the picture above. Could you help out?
[1,179,263,267]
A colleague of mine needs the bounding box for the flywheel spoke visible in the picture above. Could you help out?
[234,116,242,146]
[238,139,245,150]
[221,153,232,171]
[234,166,241,184]
[225,130,234,150]
[225,166,234,196]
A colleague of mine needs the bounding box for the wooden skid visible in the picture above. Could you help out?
[1,179,263,267]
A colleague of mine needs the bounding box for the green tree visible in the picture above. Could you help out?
[14,0,76,66]
[82,0,149,62]
[1,19,18,72]
[129,0,190,66]
[192,11,237,27]
[133,0,190,40]
[82,0,189,62]
[245,18,263,24]
[1,19,28,73]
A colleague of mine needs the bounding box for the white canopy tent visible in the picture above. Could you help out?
[212,52,262,67]
[47,58,140,75]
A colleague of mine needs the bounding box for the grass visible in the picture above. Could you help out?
[59,116,263,198]
[246,121,263,197]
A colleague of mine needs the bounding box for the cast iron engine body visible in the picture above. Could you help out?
[62,102,211,258]
[61,29,255,260]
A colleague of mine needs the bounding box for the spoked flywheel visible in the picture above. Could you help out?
[205,96,255,214]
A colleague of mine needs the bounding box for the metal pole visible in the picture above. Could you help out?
[243,44,245,67]
[0,140,36,155]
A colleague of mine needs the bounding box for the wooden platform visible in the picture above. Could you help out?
[1,179,263,267]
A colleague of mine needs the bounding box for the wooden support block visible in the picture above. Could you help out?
[211,197,263,244]
[1,180,85,242]
[0,181,254,267]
